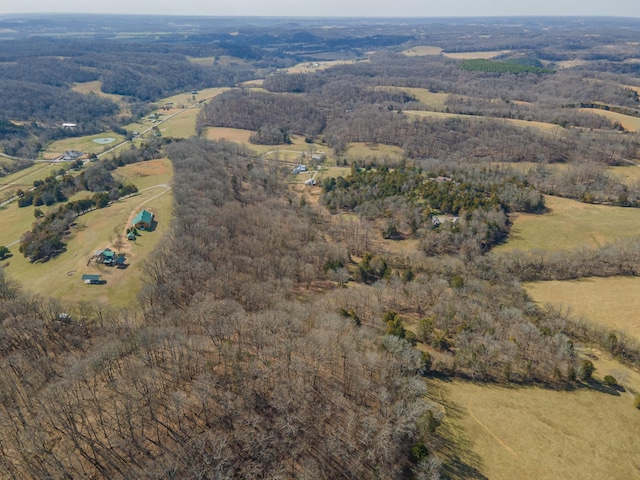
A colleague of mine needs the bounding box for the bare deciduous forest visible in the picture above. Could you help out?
[2,14,640,479]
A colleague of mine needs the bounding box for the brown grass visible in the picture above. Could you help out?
[495,195,640,252]
[525,277,640,341]
[404,110,562,132]
[430,376,640,480]
[579,108,640,132]
[443,50,510,60]
[401,46,443,56]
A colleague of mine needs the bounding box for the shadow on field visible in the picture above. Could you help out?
[426,379,489,480]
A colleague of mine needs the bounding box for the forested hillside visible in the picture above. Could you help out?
[2,14,640,480]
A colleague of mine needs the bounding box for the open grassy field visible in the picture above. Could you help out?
[204,127,329,159]
[580,108,640,132]
[0,162,67,200]
[401,45,443,56]
[45,132,126,158]
[344,142,405,161]
[430,376,640,480]
[609,164,640,185]
[525,276,640,340]
[495,195,640,252]
[186,56,215,66]
[2,158,173,307]
[72,81,131,115]
[157,87,229,107]
[405,110,563,133]
[374,86,449,109]
[443,50,511,60]
[284,60,360,74]
[157,107,199,139]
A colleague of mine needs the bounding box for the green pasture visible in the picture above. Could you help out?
[496,195,640,252]
[430,376,640,480]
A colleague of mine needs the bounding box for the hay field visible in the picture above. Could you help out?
[157,108,199,139]
[158,87,228,107]
[525,277,640,340]
[431,378,640,480]
[609,164,640,185]
[401,46,443,56]
[72,81,130,115]
[579,108,640,132]
[0,162,65,200]
[496,195,640,252]
[443,50,510,60]
[405,110,562,132]
[3,158,173,307]
[284,60,359,74]
[345,142,405,161]
[375,86,449,108]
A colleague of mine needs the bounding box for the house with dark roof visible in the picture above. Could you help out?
[82,274,102,284]
[133,210,154,230]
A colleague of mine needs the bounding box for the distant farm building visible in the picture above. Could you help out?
[56,150,84,162]
[133,209,154,230]
[82,274,102,284]
[62,123,77,129]
[127,231,136,241]
[293,164,308,174]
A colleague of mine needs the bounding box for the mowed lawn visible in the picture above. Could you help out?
[431,378,640,480]
[496,195,640,252]
[3,158,173,308]
[526,277,640,340]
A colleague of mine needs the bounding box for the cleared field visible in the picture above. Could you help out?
[72,81,130,115]
[204,128,328,160]
[431,377,640,480]
[0,163,67,200]
[580,108,640,132]
[46,132,126,158]
[345,142,405,161]
[375,86,449,108]
[496,195,640,252]
[525,276,640,340]
[2,158,173,307]
[157,108,199,138]
[405,110,563,132]
[284,60,359,74]
[443,50,510,60]
[609,164,640,185]
[401,45,443,56]
[186,56,215,66]
[158,87,228,107]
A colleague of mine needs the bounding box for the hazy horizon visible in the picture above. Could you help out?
[1,0,639,19]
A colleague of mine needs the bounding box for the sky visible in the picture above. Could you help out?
[0,0,639,18]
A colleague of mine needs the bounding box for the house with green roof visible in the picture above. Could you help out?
[133,209,154,230]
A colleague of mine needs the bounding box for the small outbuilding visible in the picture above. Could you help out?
[132,209,154,230]
[82,274,102,284]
